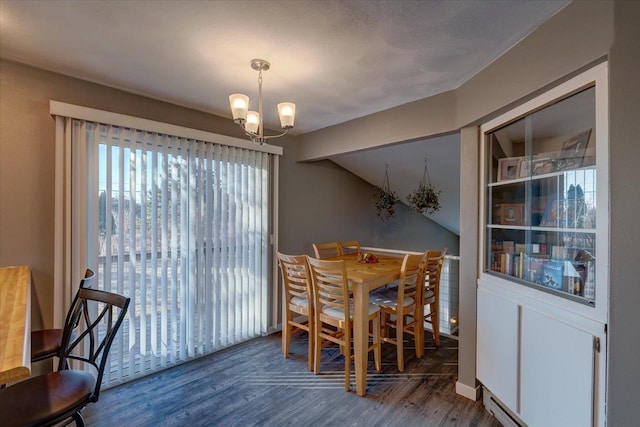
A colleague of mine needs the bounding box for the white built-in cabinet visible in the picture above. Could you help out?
[477,63,608,427]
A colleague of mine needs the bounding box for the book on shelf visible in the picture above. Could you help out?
[542,260,564,291]
[524,254,547,285]
[503,240,515,254]
[515,243,526,254]
[583,260,596,300]
[564,261,585,296]
[551,245,569,260]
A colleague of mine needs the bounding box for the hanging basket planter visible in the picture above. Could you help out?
[372,165,398,221]
[407,158,441,215]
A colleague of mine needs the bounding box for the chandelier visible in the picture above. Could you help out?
[228,59,296,145]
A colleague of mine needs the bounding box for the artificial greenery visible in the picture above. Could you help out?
[372,166,398,221]
[407,183,441,214]
[372,185,398,221]
[407,158,441,215]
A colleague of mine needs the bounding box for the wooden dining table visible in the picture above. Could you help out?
[334,253,408,396]
[0,266,32,385]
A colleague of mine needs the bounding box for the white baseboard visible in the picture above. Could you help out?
[455,380,481,401]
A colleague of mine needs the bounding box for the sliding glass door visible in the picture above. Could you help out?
[87,122,271,386]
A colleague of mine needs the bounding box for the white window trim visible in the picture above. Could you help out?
[49,100,283,156]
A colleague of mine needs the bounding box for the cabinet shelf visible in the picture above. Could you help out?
[490,165,596,187]
[487,224,596,234]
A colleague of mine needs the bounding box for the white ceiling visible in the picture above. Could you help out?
[0,0,570,235]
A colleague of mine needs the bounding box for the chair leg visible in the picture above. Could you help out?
[415,306,425,359]
[381,312,390,339]
[71,412,85,427]
[307,321,314,372]
[344,331,351,392]
[282,318,291,358]
[314,319,322,375]
[431,302,440,347]
[396,315,404,372]
[373,313,381,372]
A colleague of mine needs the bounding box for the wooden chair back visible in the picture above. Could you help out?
[278,253,313,312]
[421,248,447,347]
[312,242,341,259]
[422,248,447,305]
[397,253,423,309]
[277,252,314,371]
[339,240,361,255]
[306,257,351,327]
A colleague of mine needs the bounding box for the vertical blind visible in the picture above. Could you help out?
[78,120,271,386]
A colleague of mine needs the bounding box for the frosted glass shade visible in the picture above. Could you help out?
[245,111,260,134]
[277,102,296,128]
[229,94,249,121]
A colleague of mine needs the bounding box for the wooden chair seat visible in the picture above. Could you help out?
[370,291,415,308]
[30,269,95,364]
[290,295,310,308]
[321,302,380,320]
[0,370,95,426]
[30,328,64,362]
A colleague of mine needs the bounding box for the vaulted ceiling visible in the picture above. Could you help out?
[0,0,571,234]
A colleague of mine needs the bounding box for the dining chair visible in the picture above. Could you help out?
[370,253,424,371]
[277,252,314,371]
[306,256,381,391]
[312,241,341,259]
[418,248,447,348]
[31,268,95,364]
[0,287,130,427]
[339,240,361,255]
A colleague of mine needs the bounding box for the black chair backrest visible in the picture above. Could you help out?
[58,287,130,402]
[80,268,95,289]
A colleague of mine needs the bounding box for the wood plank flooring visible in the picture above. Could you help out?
[83,332,500,426]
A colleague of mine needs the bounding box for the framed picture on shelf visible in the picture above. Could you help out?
[519,159,531,178]
[531,152,556,176]
[497,157,521,181]
[500,203,524,225]
[539,194,567,227]
[557,129,592,171]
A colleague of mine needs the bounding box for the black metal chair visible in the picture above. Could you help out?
[31,269,95,364]
[0,287,130,426]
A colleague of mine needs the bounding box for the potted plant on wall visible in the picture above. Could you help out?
[407,158,441,215]
[372,165,398,221]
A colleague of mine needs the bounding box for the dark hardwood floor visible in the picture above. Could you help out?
[83,332,500,426]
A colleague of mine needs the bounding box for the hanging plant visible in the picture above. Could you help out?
[407,158,441,215]
[372,165,398,221]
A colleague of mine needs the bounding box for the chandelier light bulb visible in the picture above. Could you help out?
[245,111,260,134]
[277,102,296,129]
[229,94,249,121]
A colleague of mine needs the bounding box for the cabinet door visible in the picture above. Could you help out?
[477,287,520,412]
[520,307,595,427]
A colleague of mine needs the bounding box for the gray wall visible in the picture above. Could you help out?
[608,1,640,424]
